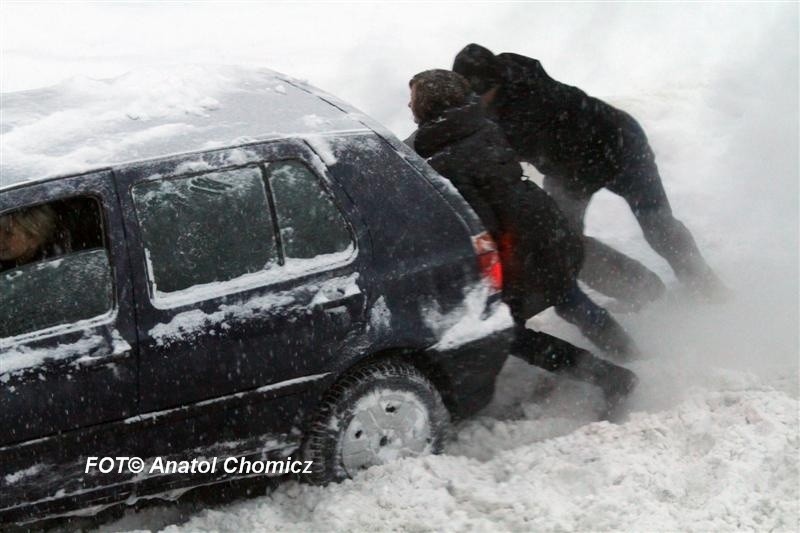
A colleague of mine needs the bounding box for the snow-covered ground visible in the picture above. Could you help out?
[2,3,798,531]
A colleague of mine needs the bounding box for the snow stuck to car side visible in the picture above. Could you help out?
[147,245,356,309]
[423,285,512,351]
[149,271,360,346]
[0,325,129,379]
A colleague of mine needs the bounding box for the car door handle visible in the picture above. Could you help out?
[315,286,356,309]
[318,296,349,310]
[322,305,351,328]
[320,286,347,300]
[76,351,132,369]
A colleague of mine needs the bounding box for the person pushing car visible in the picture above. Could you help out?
[452,44,728,307]
[407,69,638,417]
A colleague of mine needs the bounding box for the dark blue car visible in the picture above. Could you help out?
[0,66,511,524]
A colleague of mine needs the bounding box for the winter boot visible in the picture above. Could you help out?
[567,350,639,418]
[510,326,586,372]
[510,326,638,418]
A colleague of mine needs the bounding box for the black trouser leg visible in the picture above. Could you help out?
[634,207,710,283]
[510,319,589,371]
[581,237,665,306]
[543,176,665,306]
[554,282,640,357]
[541,176,591,234]
[509,321,638,412]
[609,163,717,286]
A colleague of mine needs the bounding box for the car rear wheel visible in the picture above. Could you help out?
[302,359,449,484]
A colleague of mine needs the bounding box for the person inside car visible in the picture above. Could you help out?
[407,69,639,416]
[452,43,728,306]
[0,204,62,272]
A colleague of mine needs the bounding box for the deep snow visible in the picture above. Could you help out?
[2,2,798,532]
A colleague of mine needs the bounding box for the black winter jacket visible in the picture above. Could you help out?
[490,53,655,193]
[413,102,584,318]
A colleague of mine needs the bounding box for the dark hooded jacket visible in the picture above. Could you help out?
[479,53,655,194]
[413,101,583,318]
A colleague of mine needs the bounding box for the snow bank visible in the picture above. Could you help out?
[136,366,795,532]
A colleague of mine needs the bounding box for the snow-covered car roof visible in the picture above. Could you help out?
[0,65,370,189]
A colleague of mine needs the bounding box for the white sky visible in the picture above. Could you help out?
[1,2,796,137]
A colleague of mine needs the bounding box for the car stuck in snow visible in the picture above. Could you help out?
[0,66,512,524]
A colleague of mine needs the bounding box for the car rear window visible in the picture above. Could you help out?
[132,167,279,295]
[267,161,352,261]
[131,158,355,304]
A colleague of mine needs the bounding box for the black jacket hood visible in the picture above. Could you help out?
[413,100,484,159]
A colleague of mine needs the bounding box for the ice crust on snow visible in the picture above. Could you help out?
[0,65,368,187]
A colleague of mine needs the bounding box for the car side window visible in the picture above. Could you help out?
[0,197,113,339]
[267,161,353,262]
[132,167,279,296]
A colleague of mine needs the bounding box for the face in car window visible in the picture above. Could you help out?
[0,205,58,270]
[0,197,113,339]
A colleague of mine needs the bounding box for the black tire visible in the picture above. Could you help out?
[302,359,449,484]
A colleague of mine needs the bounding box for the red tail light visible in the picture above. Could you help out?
[472,232,503,292]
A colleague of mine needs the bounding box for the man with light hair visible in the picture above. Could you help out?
[408,69,639,418]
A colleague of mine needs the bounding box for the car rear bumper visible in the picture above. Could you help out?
[426,325,513,419]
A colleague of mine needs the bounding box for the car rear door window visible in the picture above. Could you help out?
[132,167,278,295]
[267,161,353,262]
[0,197,113,339]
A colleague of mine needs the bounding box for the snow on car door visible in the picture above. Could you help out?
[0,172,137,508]
[115,143,367,460]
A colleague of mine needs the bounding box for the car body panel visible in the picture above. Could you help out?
[113,140,370,413]
[0,170,138,444]
[0,67,513,524]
